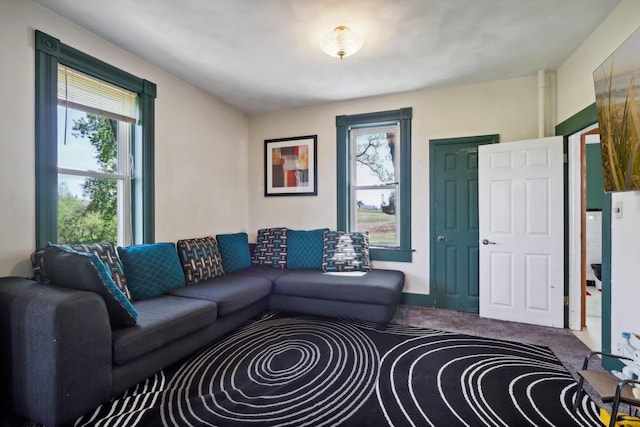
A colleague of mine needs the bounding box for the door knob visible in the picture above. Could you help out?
[482,239,496,245]
[437,235,447,242]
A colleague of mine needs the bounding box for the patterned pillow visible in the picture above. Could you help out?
[252,227,288,269]
[43,244,137,328]
[71,242,132,301]
[322,230,371,272]
[177,237,225,284]
[117,243,186,301]
[31,249,47,283]
[216,232,252,273]
[287,228,328,270]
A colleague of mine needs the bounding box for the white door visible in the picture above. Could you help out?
[478,136,564,327]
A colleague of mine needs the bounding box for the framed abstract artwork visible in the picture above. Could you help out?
[264,135,317,196]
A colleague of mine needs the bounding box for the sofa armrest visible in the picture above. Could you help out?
[0,277,112,426]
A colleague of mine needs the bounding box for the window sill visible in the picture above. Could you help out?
[370,248,412,263]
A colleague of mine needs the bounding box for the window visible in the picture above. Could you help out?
[336,108,412,262]
[57,66,136,245]
[35,30,156,249]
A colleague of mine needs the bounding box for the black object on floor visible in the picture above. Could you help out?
[75,312,601,427]
[591,263,602,281]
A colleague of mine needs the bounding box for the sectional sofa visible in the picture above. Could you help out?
[0,228,404,426]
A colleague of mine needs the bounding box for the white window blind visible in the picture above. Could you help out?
[57,65,137,123]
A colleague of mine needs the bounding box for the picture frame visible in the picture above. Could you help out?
[264,135,317,196]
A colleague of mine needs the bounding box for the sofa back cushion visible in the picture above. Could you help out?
[31,242,131,300]
[252,227,288,269]
[43,244,137,328]
[287,228,328,270]
[177,236,225,284]
[216,232,252,273]
[70,242,132,301]
[118,243,186,300]
[322,230,371,272]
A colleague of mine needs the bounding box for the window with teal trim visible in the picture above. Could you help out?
[336,108,412,262]
[35,30,157,249]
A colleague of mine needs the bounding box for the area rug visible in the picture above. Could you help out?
[75,311,601,426]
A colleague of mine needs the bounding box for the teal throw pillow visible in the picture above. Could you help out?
[216,232,251,273]
[43,244,137,328]
[117,243,186,300]
[287,228,328,270]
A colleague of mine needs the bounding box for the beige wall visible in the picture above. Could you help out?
[0,0,250,277]
[249,76,539,294]
[556,0,640,123]
[556,0,640,350]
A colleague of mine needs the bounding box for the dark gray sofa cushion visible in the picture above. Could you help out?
[168,275,272,316]
[268,294,397,324]
[110,298,268,396]
[272,269,404,305]
[112,296,217,365]
[230,265,291,282]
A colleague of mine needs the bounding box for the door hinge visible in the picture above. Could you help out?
[563,153,568,164]
[564,296,569,306]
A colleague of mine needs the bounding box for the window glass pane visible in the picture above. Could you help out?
[58,107,119,173]
[58,174,118,244]
[354,188,398,246]
[354,131,397,186]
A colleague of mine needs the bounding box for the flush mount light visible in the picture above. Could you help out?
[320,26,364,60]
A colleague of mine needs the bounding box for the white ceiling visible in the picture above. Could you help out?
[34,0,621,115]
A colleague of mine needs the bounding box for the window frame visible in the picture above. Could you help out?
[336,107,412,262]
[35,30,156,249]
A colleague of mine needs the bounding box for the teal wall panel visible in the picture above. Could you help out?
[585,143,604,211]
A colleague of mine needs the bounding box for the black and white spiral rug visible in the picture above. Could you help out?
[75,312,601,426]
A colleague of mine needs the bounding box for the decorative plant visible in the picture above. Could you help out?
[595,58,640,192]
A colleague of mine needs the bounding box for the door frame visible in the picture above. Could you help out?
[429,134,499,309]
[568,124,598,330]
[556,104,612,358]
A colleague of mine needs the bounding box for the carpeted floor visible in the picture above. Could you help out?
[392,305,598,381]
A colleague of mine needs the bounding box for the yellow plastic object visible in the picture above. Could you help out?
[600,408,640,426]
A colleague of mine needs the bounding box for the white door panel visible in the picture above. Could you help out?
[479,136,564,328]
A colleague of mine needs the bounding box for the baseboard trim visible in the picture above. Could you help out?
[400,292,433,307]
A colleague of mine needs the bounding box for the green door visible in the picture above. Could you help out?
[430,135,497,312]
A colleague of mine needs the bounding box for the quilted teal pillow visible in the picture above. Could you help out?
[117,243,186,301]
[287,228,328,270]
[216,232,251,273]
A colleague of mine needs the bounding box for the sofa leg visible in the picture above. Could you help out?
[376,323,387,331]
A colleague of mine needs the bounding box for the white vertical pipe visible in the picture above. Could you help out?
[549,71,557,136]
[538,69,546,138]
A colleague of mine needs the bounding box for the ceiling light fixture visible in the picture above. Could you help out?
[320,26,364,60]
